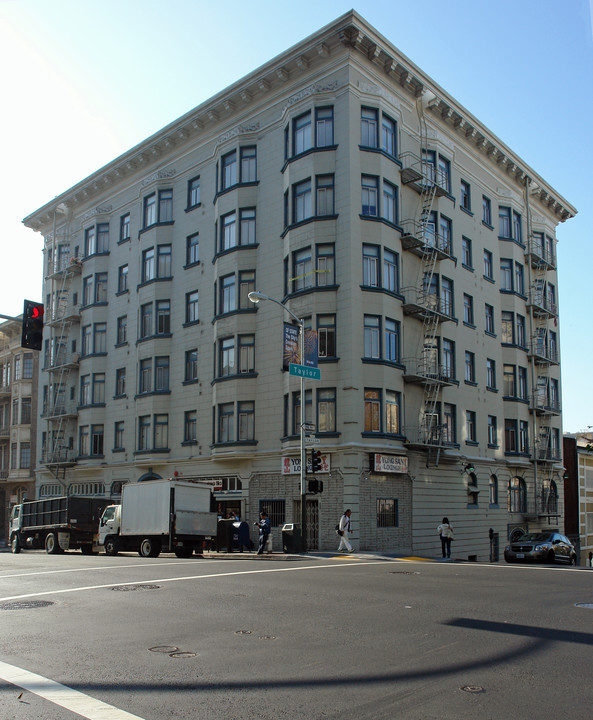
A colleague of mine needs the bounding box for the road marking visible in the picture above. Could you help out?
[0,659,146,719]
[0,560,392,603]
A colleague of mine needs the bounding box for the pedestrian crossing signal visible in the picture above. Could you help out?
[21,300,44,351]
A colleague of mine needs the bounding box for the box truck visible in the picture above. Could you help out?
[98,479,217,558]
[10,496,111,554]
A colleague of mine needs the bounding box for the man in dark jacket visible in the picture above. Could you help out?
[256,511,271,554]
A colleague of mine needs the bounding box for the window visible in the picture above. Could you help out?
[364,389,381,433]
[92,373,105,404]
[441,277,453,317]
[382,181,397,224]
[79,426,89,456]
[80,375,90,406]
[116,316,127,345]
[385,319,400,363]
[381,115,397,156]
[498,206,511,238]
[221,150,237,189]
[385,390,400,434]
[515,262,524,295]
[114,422,124,450]
[292,248,312,292]
[317,388,336,433]
[118,264,128,293]
[465,351,475,383]
[82,276,93,306]
[219,337,235,377]
[508,477,526,513]
[463,294,474,325]
[218,403,234,443]
[485,304,495,334]
[317,315,336,359]
[518,367,528,400]
[486,359,496,390]
[481,475,496,509]
[21,397,31,425]
[442,403,456,444]
[462,237,472,268]
[185,291,199,324]
[504,419,518,452]
[115,368,126,397]
[157,244,172,278]
[238,402,255,441]
[501,311,514,344]
[155,356,170,392]
[316,107,334,147]
[364,316,380,359]
[362,245,379,287]
[239,208,256,245]
[156,300,170,335]
[93,323,106,353]
[138,416,150,451]
[442,339,455,380]
[120,213,130,243]
[482,196,492,226]
[316,245,334,286]
[187,177,200,208]
[142,248,155,282]
[294,179,312,223]
[438,155,451,193]
[139,359,151,394]
[153,414,169,450]
[143,189,173,227]
[316,175,334,216]
[94,273,107,303]
[460,180,471,211]
[91,425,104,456]
[140,303,153,339]
[220,275,236,314]
[361,107,378,147]
[259,499,286,528]
[185,349,198,383]
[84,224,109,256]
[159,190,173,223]
[513,211,523,244]
[240,146,257,183]
[361,175,378,216]
[186,233,199,265]
[238,335,255,373]
[23,354,33,379]
[383,249,398,293]
[294,112,312,154]
[483,249,493,280]
[184,411,197,443]
[239,270,256,307]
[377,498,398,528]
[439,215,452,255]
[466,411,476,442]
[221,212,237,250]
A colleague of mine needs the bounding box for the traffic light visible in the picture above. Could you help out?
[312,449,322,473]
[307,478,324,494]
[21,300,44,351]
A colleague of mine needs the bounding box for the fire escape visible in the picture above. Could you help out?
[400,99,453,467]
[42,248,81,480]
[526,230,561,519]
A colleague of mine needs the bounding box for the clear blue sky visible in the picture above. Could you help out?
[1,0,591,431]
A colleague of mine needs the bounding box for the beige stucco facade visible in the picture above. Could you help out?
[23,12,576,559]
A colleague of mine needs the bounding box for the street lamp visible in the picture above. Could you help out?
[248,290,307,553]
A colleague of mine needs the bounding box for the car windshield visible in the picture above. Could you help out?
[518,533,553,542]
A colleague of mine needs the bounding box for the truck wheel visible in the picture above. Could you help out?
[139,538,160,558]
[174,548,193,559]
[45,533,61,554]
[10,535,21,554]
[104,536,119,556]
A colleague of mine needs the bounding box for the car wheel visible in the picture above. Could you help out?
[139,538,160,558]
[45,533,61,554]
[104,536,119,556]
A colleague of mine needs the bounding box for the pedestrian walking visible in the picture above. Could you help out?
[437,517,454,559]
[255,511,271,555]
[337,509,353,553]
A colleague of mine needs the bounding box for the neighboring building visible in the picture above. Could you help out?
[23,11,576,558]
[563,433,593,565]
[0,319,39,543]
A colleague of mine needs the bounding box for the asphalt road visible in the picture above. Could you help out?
[0,551,592,720]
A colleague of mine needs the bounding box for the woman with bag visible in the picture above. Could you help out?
[437,517,454,559]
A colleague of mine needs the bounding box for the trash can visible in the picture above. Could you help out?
[216,519,235,552]
[233,521,253,552]
[282,523,302,553]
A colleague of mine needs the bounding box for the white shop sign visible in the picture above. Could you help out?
[281,455,330,474]
[372,453,408,474]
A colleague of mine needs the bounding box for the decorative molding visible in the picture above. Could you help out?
[284,80,339,110]
[141,169,176,187]
[81,206,113,221]
[216,122,260,146]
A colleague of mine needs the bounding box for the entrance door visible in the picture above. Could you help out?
[306,499,318,550]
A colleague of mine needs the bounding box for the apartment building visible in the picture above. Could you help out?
[563,433,593,564]
[23,11,576,558]
[0,319,38,542]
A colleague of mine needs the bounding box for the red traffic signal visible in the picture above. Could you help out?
[21,300,44,351]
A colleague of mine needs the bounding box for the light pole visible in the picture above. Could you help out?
[248,290,307,552]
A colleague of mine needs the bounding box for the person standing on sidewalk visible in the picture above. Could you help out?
[437,517,454,559]
[255,511,271,555]
[337,509,353,553]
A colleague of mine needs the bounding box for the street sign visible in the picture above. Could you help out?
[289,363,321,380]
[305,435,320,445]
[302,422,316,432]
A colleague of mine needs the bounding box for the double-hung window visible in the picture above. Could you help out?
[239,208,256,245]
[221,275,236,314]
[221,212,237,251]
[381,115,397,156]
[186,291,199,324]
[361,175,378,216]
[385,319,400,363]
[188,177,200,208]
[316,175,334,216]
[362,245,379,287]
[240,147,257,182]
[364,315,380,359]
[294,180,312,223]
[317,315,336,359]
[294,112,312,154]
[361,108,378,147]
[186,233,199,265]
[221,151,237,189]
[315,107,334,147]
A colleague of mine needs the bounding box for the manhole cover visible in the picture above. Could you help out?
[0,600,54,610]
[112,584,161,591]
[390,571,420,575]
[259,636,277,640]
[460,686,484,693]
[149,646,179,653]
[235,630,253,635]
[169,651,197,658]
[575,603,593,609]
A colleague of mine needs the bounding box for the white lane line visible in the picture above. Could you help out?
[0,560,391,603]
[0,659,146,720]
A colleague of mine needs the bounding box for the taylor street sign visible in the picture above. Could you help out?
[305,435,320,444]
[289,363,321,380]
